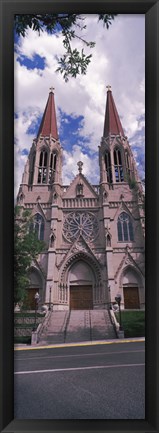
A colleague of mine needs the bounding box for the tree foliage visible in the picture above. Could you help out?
[14,206,45,306]
[14,14,117,81]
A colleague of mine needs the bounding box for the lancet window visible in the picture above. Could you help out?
[49,151,57,183]
[38,150,48,184]
[29,213,44,241]
[117,212,134,242]
[114,148,124,182]
[29,152,35,185]
[125,150,131,177]
[105,151,112,183]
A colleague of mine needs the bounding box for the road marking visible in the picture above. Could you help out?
[15,349,145,362]
[14,363,145,375]
[14,338,145,351]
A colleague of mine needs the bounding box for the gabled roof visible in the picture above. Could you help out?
[37,88,58,139]
[103,86,124,137]
[62,172,98,199]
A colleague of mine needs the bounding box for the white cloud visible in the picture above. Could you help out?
[14,14,145,197]
[63,145,99,185]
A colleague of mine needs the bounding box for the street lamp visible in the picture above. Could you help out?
[49,286,52,310]
[115,293,123,331]
[33,292,40,331]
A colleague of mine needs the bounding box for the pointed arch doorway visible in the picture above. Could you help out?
[121,266,144,309]
[68,260,94,310]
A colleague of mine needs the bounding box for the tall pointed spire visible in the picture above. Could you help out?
[103,86,124,137]
[37,87,58,139]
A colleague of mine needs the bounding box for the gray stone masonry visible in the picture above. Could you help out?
[39,310,116,345]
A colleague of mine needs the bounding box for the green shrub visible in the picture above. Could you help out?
[15,323,38,329]
[14,312,45,318]
[115,311,145,338]
[14,336,31,345]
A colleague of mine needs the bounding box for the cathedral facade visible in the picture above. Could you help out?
[17,86,145,311]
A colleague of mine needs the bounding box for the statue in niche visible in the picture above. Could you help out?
[106,233,111,247]
[103,190,108,202]
[76,182,84,197]
[53,192,57,203]
[49,229,56,247]
[18,192,25,203]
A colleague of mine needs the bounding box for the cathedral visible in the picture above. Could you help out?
[17,86,145,311]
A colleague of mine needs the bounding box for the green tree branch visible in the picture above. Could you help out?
[14,14,117,81]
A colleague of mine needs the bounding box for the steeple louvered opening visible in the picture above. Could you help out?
[113,147,124,182]
[125,150,130,175]
[49,151,57,184]
[37,149,48,184]
[37,149,58,184]
[29,152,36,185]
[104,151,112,184]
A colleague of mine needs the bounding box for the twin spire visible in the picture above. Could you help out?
[103,85,124,137]
[37,85,124,141]
[37,87,58,140]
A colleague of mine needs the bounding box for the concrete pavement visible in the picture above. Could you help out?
[14,340,145,419]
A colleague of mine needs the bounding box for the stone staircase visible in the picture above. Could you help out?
[39,309,116,345]
[39,311,69,344]
[91,310,116,340]
[65,310,91,343]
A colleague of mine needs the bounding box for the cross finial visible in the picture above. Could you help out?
[77,161,83,173]
[50,87,55,93]
[106,85,111,92]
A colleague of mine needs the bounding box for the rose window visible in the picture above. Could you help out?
[63,212,98,242]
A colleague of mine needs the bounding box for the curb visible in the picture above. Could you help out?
[14,337,145,351]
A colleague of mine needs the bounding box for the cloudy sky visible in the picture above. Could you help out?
[14,14,145,198]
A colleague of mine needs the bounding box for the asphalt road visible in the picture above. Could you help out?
[14,341,145,420]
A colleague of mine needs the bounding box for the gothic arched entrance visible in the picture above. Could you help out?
[120,266,144,309]
[68,260,94,310]
[59,252,105,309]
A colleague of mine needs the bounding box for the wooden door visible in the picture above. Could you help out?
[123,287,140,309]
[25,288,38,310]
[70,285,93,310]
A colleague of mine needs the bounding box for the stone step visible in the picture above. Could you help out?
[90,310,116,340]
[65,311,91,343]
[39,311,69,343]
[39,309,116,345]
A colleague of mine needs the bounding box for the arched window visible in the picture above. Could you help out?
[29,153,35,185]
[114,148,124,182]
[125,150,131,177]
[38,150,48,183]
[117,212,134,242]
[105,151,112,183]
[30,213,44,241]
[49,151,57,183]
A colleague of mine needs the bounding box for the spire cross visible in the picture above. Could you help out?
[77,161,83,173]
[106,85,111,91]
[50,87,55,93]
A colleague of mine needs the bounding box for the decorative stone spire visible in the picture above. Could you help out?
[103,86,124,137]
[77,161,83,173]
[37,87,58,139]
